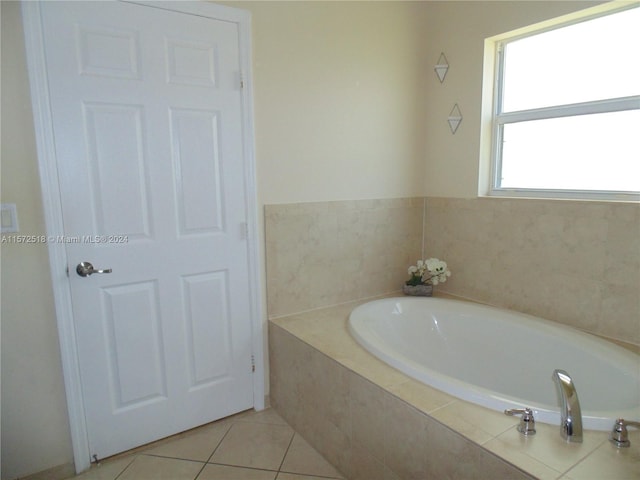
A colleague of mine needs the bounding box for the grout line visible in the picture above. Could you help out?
[193,460,208,480]
[557,435,609,479]
[276,431,296,472]
[275,433,346,480]
[278,469,346,480]
[113,456,137,480]
[199,460,280,474]
[204,422,235,464]
[139,453,207,464]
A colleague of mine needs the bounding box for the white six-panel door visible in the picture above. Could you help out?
[30,1,258,462]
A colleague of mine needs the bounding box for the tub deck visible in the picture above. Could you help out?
[348,296,640,431]
[269,293,640,480]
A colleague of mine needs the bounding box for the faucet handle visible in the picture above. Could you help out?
[610,418,640,448]
[505,408,536,436]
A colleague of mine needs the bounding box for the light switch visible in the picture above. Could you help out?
[1,203,19,233]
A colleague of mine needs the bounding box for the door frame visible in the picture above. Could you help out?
[21,1,264,473]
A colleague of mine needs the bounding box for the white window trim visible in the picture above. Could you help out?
[480,3,640,203]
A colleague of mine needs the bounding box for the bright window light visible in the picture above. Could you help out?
[490,6,640,200]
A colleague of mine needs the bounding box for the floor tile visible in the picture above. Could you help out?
[209,421,295,470]
[70,456,135,480]
[276,473,341,480]
[65,408,343,480]
[238,408,290,426]
[197,464,277,480]
[117,455,203,480]
[280,434,344,478]
[141,421,230,462]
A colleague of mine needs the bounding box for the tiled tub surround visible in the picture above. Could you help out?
[265,197,639,347]
[424,197,640,346]
[269,296,640,480]
[264,199,424,318]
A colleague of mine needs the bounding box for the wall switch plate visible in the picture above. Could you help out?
[1,203,19,233]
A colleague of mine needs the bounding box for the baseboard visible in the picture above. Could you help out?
[18,462,75,480]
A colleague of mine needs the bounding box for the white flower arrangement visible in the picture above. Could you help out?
[406,258,451,286]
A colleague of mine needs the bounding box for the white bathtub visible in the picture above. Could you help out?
[348,297,640,431]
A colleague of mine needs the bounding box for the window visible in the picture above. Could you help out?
[487,5,640,201]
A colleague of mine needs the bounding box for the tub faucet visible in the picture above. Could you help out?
[552,369,583,443]
[609,418,640,448]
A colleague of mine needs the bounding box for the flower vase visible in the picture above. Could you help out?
[402,284,433,296]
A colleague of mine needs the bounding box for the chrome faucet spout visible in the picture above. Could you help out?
[552,369,583,443]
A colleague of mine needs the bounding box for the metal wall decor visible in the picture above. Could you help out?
[434,53,449,83]
[448,104,462,134]
[434,53,462,135]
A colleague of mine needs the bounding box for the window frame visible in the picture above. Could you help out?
[486,5,640,202]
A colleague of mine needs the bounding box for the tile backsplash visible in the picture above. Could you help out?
[424,197,640,346]
[264,196,639,346]
[264,198,423,317]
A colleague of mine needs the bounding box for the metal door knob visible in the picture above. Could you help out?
[76,261,112,277]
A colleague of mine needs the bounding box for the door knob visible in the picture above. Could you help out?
[76,261,112,277]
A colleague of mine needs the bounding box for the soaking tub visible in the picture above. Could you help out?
[348,297,640,431]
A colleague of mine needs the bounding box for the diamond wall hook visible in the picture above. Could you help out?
[448,104,462,134]
[434,53,449,83]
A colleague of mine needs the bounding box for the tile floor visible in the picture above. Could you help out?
[66,409,345,480]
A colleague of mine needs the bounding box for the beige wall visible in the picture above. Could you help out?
[1,0,629,478]
[1,3,74,479]
[422,0,602,198]
[238,1,429,204]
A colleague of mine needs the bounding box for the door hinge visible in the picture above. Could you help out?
[239,71,245,89]
[251,354,255,373]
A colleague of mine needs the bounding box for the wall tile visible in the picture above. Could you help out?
[423,417,534,480]
[268,324,312,430]
[270,319,539,480]
[304,349,351,437]
[349,441,385,480]
[265,196,638,343]
[265,198,423,317]
[383,395,430,479]
[424,197,640,346]
[350,374,387,462]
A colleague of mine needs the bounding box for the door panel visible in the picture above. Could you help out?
[182,271,231,387]
[102,281,167,410]
[76,24,141,80]
[37,1,254,460]
[170,108,224,234]
[166,38,218,87]
[84,103,151,238]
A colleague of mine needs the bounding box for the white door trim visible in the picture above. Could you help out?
[21,1,263,473]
